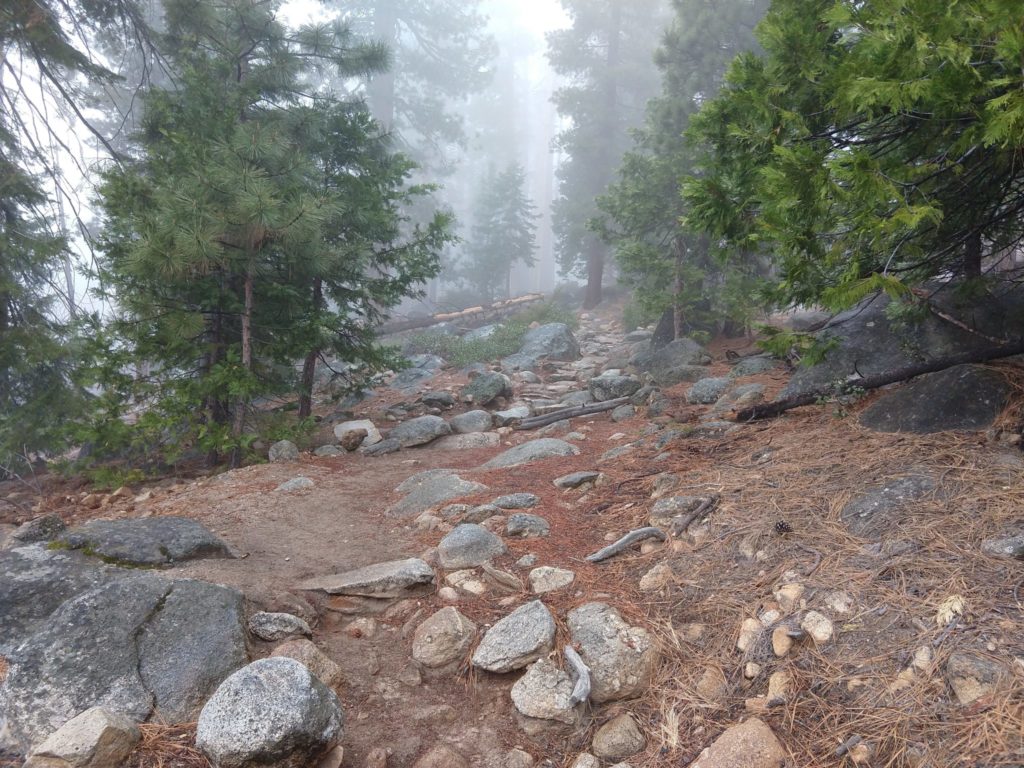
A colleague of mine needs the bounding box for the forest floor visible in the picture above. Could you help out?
[2,302,1023,768]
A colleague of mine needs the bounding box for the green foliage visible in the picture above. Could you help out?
[756,326,838,366]
[622,299,658,333]
[597,0,770,337]
[686,0,1024,308]
[89,0,452,466]
[457,164,539,303]
[84,466,148,492]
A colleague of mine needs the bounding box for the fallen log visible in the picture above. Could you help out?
[585,527,667,563]
[734,340,1024,422]
[514,397,631,430]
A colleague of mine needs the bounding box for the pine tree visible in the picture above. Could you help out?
[0,0,156,472]
[459,164,539,303]
[547,0,669,308]
[97,0,451,464]
[597,0,768,336]
[686,0,1024,309]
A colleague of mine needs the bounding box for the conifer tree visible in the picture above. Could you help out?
[546,0,669,308]
[459,164,539,303]
[597,0,768,336]
[686,0,1024,309]
[97,0,450,464]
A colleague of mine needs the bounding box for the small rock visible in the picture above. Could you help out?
[553,471,601,489]
[492,493,540,510]
[472,600,556,673]
[249,612,313,642]
[771,627,793,658]
[567,603,657,702]
[339,429,369,452]
[737,618,762,653]
[275,477,315,493]
[334,419,382,446]
[506,514,550,538]
[516,554,538,568]
[461,372,513,407]
[503,748,534,768]
[981,534,1024,559]
[688,718,786,768]
[570,756,600,768]
[588,374,642,402]
[271,640,344,688]
[639,563,673,592]
[591,714,645,762]
[196,658,343,768]
[686,377,731,405]
[318,746,345,768]
[438,524,508,569]
[800,611,834,644]
[945,651,1010,705]
[528,567,575,594]
[744,662,762,680]
[24,707,141,768]
[510,658,579,724]
[412,607,477,668]
[413,745,469,768]
[422,391,456,409]
[446,570,488,596]
[363,747,389,768]
[462,504,502,524]
[767,670,792,703]
[314,445,345,458]
[611,404,636,422]
[10,514,66,545]
[695,667,728,702]
[437,587,461,603]
[774,583,805,614]
[269,440,300,462]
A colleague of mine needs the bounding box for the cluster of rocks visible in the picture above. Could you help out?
[0,517,352,768]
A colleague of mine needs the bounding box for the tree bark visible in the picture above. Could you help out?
[734,340,1024,422]
[583,245,605,309]
[230,268,254,467]
[964,229,983,278]
[368,1,398,132]
[298,278,324,421]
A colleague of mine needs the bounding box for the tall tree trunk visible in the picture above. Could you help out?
[672,238,687,340]
[583,1,623,310]
[230,268,254,468]
[583,244,605,309]
[964,230,983,278]
[298,278,323,420]
[369,1,398,132]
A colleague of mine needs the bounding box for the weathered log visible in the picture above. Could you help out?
[734,340,1024,422]
[564,645,592,705]
[514,397,631,431]
[585,527,667,563]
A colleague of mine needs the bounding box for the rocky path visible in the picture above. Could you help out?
[2,302,1023,768]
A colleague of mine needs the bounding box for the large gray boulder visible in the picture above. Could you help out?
[297,558,435,598]
[196,658,343,768]
[0,545,117,655]
[471,601,556,673]
[450,410,494,434]
[728,355,779,378]
[437,524,507,570]
[387,470,488,518]
[1,575,248,750]
[519,323,580,362]
[859,365,1010,434]
[388,415,451,448]
[630,338,711,387]
[588,374,642,403]
[333,419,382,447]
[782,285,1024,401]
[57,517,233,567]
[686,378,731,405]
[566,603,658,703]
[461,372,513,407]
[481,439,580,469]
[269,440,299,462]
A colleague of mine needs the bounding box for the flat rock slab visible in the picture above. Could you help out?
[388,470,488,518]
[554,471,601,489]
[434,433,501,451]
[492,493,540,510]
[859,365,1010,434]
[2,575,247,750]
[472,600,556,673]
[437,525,507,570]
[841,474,938,538]
[0,545,118,655]
[58,516,233,566]
[481,439,580,469]
[688,718,787,768]
[296,558,435,598]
